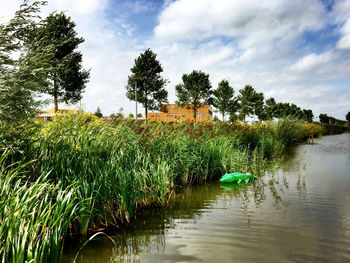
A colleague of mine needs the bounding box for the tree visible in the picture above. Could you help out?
[346,112,350,123]
[212,80,238,122]
[94,107,103,118]
[137,113,143,118]
[319,113,329,124]
[126,48,168,123]
[0,1,47,124]
[127,113,134,119]
[237,85,262,122]
[302,109,313,123]
[175,70,212,122]
[254,92,265,121]
[30,12,90,112]
[264,97,277,120]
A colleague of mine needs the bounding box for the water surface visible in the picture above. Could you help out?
[64,133,350,262]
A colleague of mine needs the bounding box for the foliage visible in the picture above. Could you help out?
[212,79,238,122]
[264,97,276,120]
[0,1,47,124]
[346,112,350,123]
[94,107,103,118]
[126,48,168,122]
[302,109,313,123]
[0,151,78,263]
[0,111,345,262]
[237,85,264,122]
[29,12,90,112]
[175,70,212,122]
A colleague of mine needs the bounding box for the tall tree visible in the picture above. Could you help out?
[212,80,238,122]
[319,113,329,124]
[346,112,350,123]
[237,85,262,122]
[175,70,212,122]
[126,48,168,123]
[264,97,277,120]
[0,1,47,123]
[302,109,313,123]
[254,92,265,121]
[30,12,90,112]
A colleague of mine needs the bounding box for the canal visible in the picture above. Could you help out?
[64,133,350,262]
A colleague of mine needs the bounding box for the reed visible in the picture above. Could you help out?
[0,112,343,262]
[0,152,79,263]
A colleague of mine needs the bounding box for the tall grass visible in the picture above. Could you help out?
[0,152,79,263]
[0,112,345,262]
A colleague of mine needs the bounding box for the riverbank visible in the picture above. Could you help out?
[0,112,348,262]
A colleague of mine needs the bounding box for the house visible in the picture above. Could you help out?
[148,104,213,122]
[35,108,73,122]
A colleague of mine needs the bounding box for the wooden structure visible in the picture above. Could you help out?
[35,108,72,122]
[148,104,213,122]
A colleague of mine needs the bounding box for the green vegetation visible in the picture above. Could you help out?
[2,111,347,262]
[175,70,212,121]
[126,48,168,123]
[212,80,238,122]
[29,12,90,112]
[94,107,103,118]
[0,2,349,263]
[237,85,264,122]
[319,113,347,125]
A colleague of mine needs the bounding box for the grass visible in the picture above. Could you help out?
[0,112,346,262]
[0,151,79,263]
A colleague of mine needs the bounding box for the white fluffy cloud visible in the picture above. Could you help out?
[152,0,350,119]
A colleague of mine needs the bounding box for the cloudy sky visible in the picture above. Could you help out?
[1,0,350,120]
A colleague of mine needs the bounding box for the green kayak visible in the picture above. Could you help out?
[220,172,257,184]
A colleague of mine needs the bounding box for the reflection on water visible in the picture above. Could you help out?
[64,133,350,263]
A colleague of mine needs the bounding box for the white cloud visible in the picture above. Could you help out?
[0,0,349,120]
[289,51,335,72]
[337,19,350,49]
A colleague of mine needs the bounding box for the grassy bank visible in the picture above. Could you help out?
[0,113,346,262]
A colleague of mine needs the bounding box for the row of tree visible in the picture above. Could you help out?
[319,114,348,125]
[0,1,89,125]
[126,49,315,123]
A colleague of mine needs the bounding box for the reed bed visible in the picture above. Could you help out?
[0,112,342,262]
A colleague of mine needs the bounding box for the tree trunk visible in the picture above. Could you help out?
[145,99,148,124]
[193,104,197,123]
[53,78,58,113]
[222,112,225,122]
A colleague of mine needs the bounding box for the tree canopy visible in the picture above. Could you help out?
[94,107,103,118]
[175,70,212,122]
[212,80,238,122]
[237,85,263,122]
[126,48,168,123]
[0,1,47,124]
[346,112,350,123]
[29,12,90,112]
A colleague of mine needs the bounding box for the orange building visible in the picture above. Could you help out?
[148,104,213,122]
[35,108,73,122]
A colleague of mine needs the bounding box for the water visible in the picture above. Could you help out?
[64,133,350,262]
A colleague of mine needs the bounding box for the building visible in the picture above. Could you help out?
[35,108,72,122]
[148,104,213,122]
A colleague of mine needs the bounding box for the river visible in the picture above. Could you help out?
[64,133,350,262]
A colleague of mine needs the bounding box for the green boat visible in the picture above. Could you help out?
[220,172,257,184]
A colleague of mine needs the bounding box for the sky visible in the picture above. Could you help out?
[1,0,350,120]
